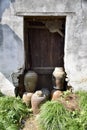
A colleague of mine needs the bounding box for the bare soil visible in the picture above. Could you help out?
[58,93,79,111]
[23,115,39,130]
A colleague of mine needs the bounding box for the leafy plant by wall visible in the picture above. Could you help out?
[38,91,87,130]
[0,93,30,130]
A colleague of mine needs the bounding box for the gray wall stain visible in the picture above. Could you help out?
[0,24,3,47]
[0,24,23,81]
[0,0,15,21]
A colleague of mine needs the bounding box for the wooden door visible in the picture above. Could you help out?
[25,20,65,91]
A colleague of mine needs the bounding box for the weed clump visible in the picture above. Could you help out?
[0,94,30,130]
[38,91,87,130]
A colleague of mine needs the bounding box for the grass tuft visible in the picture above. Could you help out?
[38,91,87,130]
[0,92,30,130]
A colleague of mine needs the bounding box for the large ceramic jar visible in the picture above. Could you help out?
[52,67,65,90]
[24,71,38,92]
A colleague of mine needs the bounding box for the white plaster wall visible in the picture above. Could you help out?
[0,0,24,82]
[65,0,87,91]
[1,0,87,91]
[15,0,81,13]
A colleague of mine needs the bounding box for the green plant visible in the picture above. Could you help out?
[76,91,87,110]
[38,91,87,130]
[0,91,4,97]
[0,95,30,130]
[38,101,71,130]
[76,91,87,129]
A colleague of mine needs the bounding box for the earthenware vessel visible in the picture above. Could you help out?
[31,90,46,114]
[52,67,65,90]
[24,71,38,92]
[41,88,50,99]
[51,90,63,100]
[22,92,33,106]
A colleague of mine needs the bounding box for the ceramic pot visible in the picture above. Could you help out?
[31,90,46,114]
[24,71,38,92]
[52,67,65,90]
[51,90,63,100]
[22,92,33,106]
[41,88,50,99]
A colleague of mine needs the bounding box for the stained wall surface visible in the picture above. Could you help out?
[0,0,87,91]
[0,0,24,83]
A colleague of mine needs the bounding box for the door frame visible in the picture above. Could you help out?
[24,16,66,72]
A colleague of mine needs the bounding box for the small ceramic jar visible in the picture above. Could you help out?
[31,90,46,114]
[41,88,50,100]
[22,92,33,106]
[51,90,63,100]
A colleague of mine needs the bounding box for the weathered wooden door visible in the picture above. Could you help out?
[25,19,65,90]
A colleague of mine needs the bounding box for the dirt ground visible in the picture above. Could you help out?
[23,115,39,130]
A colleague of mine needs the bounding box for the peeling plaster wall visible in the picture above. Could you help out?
[0,0,24,83]
[14,0,81,14]
[1,0,87,91]
[65,0,87,91]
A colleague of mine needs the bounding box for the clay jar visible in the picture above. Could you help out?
[24,71,38,92]
[41,88,50,100]
[51,90,63,100]
[22,92,33,107]
[52,67,65,90]
[31,90,46,114]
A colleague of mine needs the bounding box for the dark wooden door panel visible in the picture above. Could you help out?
[28,28,64,69]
